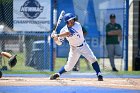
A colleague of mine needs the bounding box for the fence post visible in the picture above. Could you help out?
[124,0,129,71]
[50,0,54,71]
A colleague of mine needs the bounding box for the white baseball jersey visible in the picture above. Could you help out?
[58,22,97,71]
[59,22,85,47]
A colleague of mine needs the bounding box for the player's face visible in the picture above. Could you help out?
[110,18,116,24]
[67,19,75,27]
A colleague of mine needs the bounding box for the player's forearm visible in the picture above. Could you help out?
[1,52,12,58]
[107,30,122,36]
[58,32,71,37]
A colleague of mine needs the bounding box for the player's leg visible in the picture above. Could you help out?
[107,44,118,71]
[50,46,80,80]
[115,44,122,56]
[81,44,103,81]
[64,47,81,72]
[73,59,80,71]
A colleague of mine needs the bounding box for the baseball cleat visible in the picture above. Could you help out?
[49,73,60,80]
[98,75,103,81]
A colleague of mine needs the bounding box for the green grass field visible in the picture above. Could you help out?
[0,52,140,75]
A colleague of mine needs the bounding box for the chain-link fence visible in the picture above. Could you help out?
[0,0,129,73]
[0,0,52,72]
[0,32,50,72]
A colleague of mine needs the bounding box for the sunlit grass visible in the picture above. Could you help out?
[1,52,140,75]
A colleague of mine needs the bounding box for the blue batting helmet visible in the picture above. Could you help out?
[63,13,76,22]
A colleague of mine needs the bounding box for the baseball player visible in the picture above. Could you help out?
[50,13,103,81]
[0,52,17,68]
[0,51,17,78]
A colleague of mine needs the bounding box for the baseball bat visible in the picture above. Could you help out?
[53,10,65,33]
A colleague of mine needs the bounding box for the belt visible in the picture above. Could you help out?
[77,40,85,47]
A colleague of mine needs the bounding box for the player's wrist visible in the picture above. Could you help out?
[53,36,58,41]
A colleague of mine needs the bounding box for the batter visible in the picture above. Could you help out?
[50,13,103,81]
